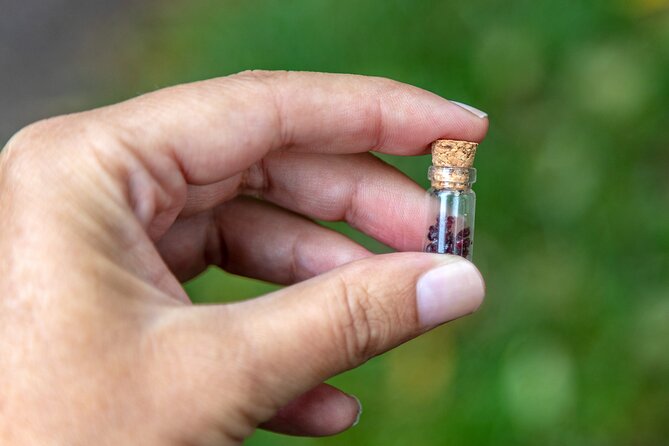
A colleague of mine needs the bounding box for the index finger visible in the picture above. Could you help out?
[104,71,488,185]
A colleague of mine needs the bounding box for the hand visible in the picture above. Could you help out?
[0,71,488,445]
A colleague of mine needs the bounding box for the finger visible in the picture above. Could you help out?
[156,197,371,283]
[260,383,361,437]
[103,71,488,186]
[244,151,429,251]
[186,252,485,407]
[162,152,428,277]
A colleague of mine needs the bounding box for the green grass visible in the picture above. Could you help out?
[112,0,669,443]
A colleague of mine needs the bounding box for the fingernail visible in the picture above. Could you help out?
[350,395,362,427]
[416,258,486,328]
[450,100,488,119]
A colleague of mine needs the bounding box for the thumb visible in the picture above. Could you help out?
[224,252,485,402]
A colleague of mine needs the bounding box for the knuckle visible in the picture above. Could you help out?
[229,69,289,83]
[225,69,290,105]
[370,74,398,88]
[11,114,85,144]
[1,117,70,178]
[1,113,124,201]
[4,117,60,156]
[218,70,289,149]
[330,267,392,367]
[365,74,406,94]
[4,114,109,161]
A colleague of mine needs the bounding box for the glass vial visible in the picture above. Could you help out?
[424,140,478,260]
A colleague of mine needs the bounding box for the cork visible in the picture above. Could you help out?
[431,139,478,168]
[430,139,478,190]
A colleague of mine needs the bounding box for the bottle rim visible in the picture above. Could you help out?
[428,166,476,188]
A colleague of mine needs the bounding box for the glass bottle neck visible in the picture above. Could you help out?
[428,166,476,191]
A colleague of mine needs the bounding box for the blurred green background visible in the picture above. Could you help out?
[6,0,669,444]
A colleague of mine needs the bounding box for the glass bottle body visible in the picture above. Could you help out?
[424,185,476,260]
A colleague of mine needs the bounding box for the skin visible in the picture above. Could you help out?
[0,71,488,445]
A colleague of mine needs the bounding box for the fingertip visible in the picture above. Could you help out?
[416,256,486,328]
[327,392,362,434]
[260,384,362,437]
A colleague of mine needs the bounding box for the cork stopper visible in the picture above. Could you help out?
[429,139,478,190]
[431,139,478,168]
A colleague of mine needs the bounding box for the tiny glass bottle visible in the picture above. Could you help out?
[424,139,478,260]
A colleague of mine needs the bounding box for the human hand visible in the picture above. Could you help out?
[0,71,488,445]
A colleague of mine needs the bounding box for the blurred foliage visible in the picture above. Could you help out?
[111,0,669,444]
